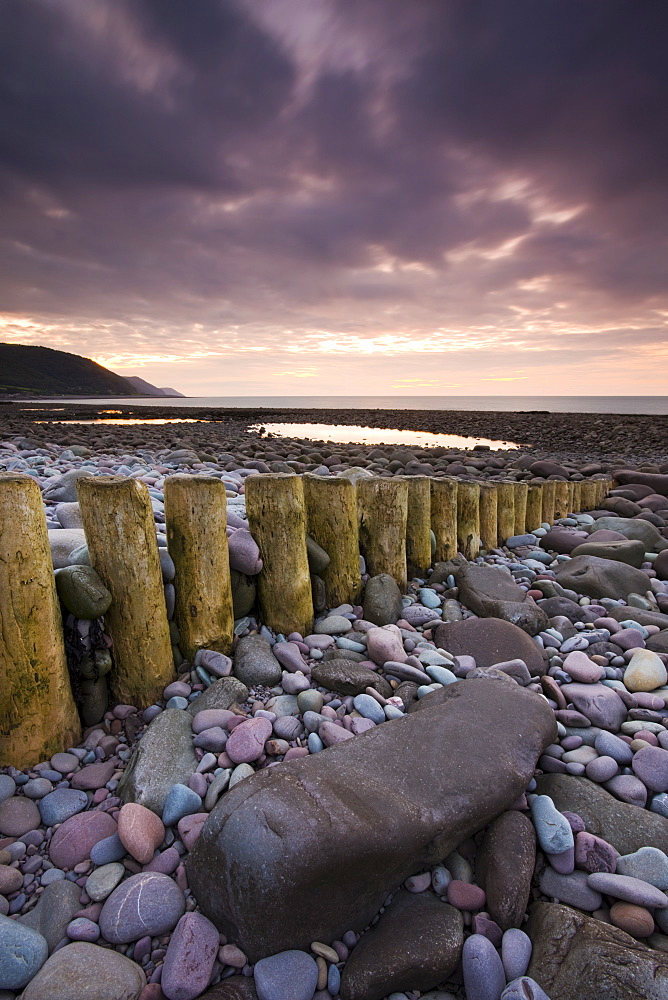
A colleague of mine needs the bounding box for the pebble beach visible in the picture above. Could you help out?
[2,405,668,1000]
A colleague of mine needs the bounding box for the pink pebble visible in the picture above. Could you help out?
[447,880,486,911]
[177,813,208,851]
[192,710,236,734]
[405,872,431,892]
[635,731,659,746]
[226,717,273,764]
[283,747,309,761]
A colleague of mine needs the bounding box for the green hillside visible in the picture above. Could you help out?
[0,343,137,396]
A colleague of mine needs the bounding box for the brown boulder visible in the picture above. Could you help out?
[339,890,463,1000]
[188,680,555,961]
[477,811,536,930]
[526,901,668,1000]
[310,659,392,698]
[434,617,546,677]
[612,470,668,498]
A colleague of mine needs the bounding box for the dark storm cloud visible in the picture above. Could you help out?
[0,0,667,391]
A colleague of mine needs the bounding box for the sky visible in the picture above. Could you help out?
[1,0,667,397]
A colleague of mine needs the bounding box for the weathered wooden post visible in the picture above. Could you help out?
[357,476,408,589]
[541,480,556,526]
[513,482,528,536]
[496,481,516,545]
[571,480,582,513]
[245,473,313,636]
[525,484,543,533]
[0,474,80,767]
[430,478,458,563]
[457,481,480,559]
[479,482,498,552]
[303,474,362,607]
[78,476,174,706]
[566,481,575,515]
[164,475,234,661]
[553,481,570,521]
[580,479,597,512]
[401,475,432,578]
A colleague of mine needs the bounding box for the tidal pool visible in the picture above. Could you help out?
[249,422,520,450]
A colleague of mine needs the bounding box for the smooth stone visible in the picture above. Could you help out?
[161,911,220,1000]
[454,563,548,636]
[188,679,555,960]
[71,760,117,791]
[0,775,16,804]
[501,929,533,982]
[616,847,668,890]
[571,539,646,567]
[85,862,125,902]
[55,565,112,619]
[226,718,273,764]
[233,635,282,687]
[192,709,235,734]
[624,648,668,692]
[605,774,648,807]
[527,901,668,999]
[560,682,627,731]
[352,694,385,725]
[310,661,391,698]
[562,650,604,683]
[194,649,233,678]
[117,709,198,815]
[594,730,633,765]
[461,933,506,1000]
[574,831,619,873]
[477,811,536,930]
[530,795,574,854]
[632,745,668,792]
[366,624,407,666]
[66,916,101,941]
[338,891,463,1000]
[38,788,88,826]
[0,796,40,836]
[47,527,87,568]
[501,978,550,1000]
[91,832,126,866]
[586,872,668,907]
[538,868,603,911]
[254,950,318,1000]
[314,616,353,636]
[49,810,118,869]
[117,802,164,863]
[22,777,53,799]
[162,783,203,826]
[18,878,81,952]
[99,871,186,943]
[20,940,146,1000]
[609,901,655,938]
[0,913,48,990]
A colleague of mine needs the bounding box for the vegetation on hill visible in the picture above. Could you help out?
[0,343,137,396]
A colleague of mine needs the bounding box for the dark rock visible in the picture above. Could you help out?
[200,980,258,1000]
[526,901,668,1000]
[536,597,595,623]
[454,563,548,635]
[429,557,467,585]
[186,677,248,716]
[606,606,668,629]
[339,890,463,1000]
[529,461,571,478]
[117,708,198,815]
[311,660,392,698]
[188,680,555,961]
[647,631,668,654]
[540,528,588,554]
[55,565,112,618]
[306,536,330,575]
[394,681,419,710]
[363,574,404,625]
[570,539,646,567]
[555,555,651,601]
[18,879,81,952]
[321,648,366,663]
[79,676,108,726]
[477,811,536,930]
[434,618,546,677]
[233,635,282,688]
[655,549,668,577]
[599,498,643,518]
[231,570,256,618]
[534,774,668,855]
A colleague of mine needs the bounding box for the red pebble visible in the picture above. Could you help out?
[446,880,486,911]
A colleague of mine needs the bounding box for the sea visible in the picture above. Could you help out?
[22,395,668,414]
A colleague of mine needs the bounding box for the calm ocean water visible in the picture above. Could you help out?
[26,395,668,415]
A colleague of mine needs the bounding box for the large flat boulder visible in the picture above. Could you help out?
[534,774,668,855]
[612,470,668,498]
[555,555,651,601]
[588,516,667,551]
[454,563,548,635]
[434,618,546,677]
[188,680,555,961]
[526,902,668,1000]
